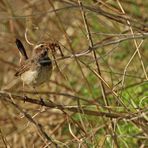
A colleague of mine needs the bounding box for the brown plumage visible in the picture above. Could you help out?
[15,39,52,86]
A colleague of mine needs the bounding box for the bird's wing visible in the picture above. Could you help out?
[15,60,31,76]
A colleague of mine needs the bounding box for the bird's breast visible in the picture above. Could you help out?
[21,70,38,85]
[21,64,52,86]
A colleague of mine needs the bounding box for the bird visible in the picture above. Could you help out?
[15,39,52,87]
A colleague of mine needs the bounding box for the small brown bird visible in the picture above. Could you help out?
[15,39,52,86]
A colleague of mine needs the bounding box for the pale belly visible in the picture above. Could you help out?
[21,67,52,86]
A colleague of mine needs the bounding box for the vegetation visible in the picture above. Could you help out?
[0,0,147,147]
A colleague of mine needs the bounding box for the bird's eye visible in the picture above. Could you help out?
[40,44,44,48]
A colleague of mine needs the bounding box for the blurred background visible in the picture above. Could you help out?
[0,0,147,147]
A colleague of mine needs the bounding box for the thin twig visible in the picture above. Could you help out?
[24,28,34,46]
[3,95,58,147]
